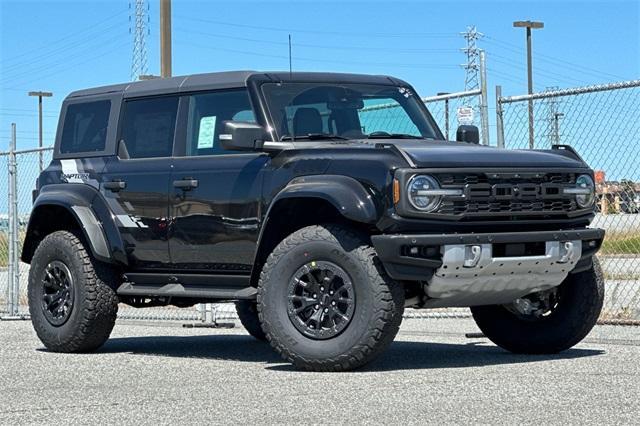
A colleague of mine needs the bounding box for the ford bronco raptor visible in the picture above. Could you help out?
[23,71,604,371]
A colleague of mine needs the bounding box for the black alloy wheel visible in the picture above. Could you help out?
[287,260,355,340]
[41,260,75,326]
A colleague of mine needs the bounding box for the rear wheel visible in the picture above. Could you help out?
[28,231,119,352]
[471,258,604,354]
[235,300,266,341]
[258,224,404,372]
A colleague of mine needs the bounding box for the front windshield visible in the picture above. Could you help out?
[261,82,440,141]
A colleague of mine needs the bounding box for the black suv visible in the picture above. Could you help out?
[23,71,604,371]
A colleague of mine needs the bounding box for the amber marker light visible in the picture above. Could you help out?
[393,178,400,205]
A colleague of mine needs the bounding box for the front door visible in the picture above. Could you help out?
[168,89,269,273]
[101,95,180,270]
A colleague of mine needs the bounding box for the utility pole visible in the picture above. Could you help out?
[513,20,544,149]
[479,50,489,145]
[160,0,172,78]
[28,91,53,172]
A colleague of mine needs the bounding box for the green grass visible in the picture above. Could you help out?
[600,233,640,255]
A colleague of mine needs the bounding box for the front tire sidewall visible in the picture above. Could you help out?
[262,239,376,361]
[471,258,605,354]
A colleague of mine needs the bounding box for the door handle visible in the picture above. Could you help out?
[173,179,198,190]
[104,180,126,192]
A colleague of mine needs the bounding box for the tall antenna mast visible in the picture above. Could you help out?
[288,34,293,78]
[130,0,150,81]
[460,26,483,91]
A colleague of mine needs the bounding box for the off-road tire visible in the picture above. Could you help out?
[28,230,119,352]
[471,258,604,354]
[235,300,266,341]
[258,224,404,372]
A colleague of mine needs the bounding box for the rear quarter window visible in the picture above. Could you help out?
[59,100,111,154]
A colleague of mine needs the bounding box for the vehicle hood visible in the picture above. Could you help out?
[377,140,588,169]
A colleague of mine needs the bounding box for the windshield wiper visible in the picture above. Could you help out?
[281,133,349,141]
[366,132,424,140]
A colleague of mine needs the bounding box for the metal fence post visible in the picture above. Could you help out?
[444,98,449,140]
[495,85,505,148]
[479,50,490,145]
[7,124,18,316]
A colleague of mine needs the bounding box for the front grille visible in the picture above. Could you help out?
[432,172,581,218]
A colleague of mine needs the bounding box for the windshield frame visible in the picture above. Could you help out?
[254,80,444,142]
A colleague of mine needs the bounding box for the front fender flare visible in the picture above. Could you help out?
[269,175,379,224]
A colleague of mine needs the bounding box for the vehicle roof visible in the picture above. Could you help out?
[66,71,409,99]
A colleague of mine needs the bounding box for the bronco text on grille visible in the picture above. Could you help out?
[434,171,584,217]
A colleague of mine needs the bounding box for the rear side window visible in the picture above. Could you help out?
[59,100,111,154]
[119,96,179,159]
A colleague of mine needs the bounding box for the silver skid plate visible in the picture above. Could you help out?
[424,240,582,308]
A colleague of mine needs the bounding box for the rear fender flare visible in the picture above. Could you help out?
[23,184,127,265]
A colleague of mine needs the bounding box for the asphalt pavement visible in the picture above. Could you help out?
[1,318,638,424]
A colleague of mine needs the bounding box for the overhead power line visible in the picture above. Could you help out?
[0,9,128,66]
[174,27,460,53]
[0,33,129,85]
[2,41,130,90]
[174,39,460,70]
[483,36,628,81]
[175,15,459,38]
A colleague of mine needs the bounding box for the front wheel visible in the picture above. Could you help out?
[258,224,404,372]
[471,258,604,354]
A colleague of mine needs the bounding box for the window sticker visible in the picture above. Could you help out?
[197,116,216,149]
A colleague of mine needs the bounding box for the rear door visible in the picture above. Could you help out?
[100,95,179,269]
[168,89,269,273]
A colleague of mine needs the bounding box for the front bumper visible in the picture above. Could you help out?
[371,228,604,282]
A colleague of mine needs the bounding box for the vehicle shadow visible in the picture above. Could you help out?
[85,334,604,372]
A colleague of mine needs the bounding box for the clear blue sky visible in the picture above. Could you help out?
[1,0,638,151]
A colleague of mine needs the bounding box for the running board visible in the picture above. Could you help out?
[117,272,256,300]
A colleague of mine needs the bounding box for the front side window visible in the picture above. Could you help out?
[185,90,256,156]
[59,100,111,154]
[261,83,438,141]
[119,96,179,159]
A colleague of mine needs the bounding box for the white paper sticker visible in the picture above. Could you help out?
[457,106,474,125]
[197,116,216,149]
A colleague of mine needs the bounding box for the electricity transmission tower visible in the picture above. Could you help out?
[543,87,564,145]
[460,26,484,91]
[130,0,150,81]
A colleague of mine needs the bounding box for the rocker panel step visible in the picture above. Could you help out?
[117,273,255,300]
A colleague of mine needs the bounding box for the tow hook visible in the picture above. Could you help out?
[463,245,482,268]
[558,241,574,264]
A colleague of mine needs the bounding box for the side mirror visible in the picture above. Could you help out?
[219,121,265,151]
[456,125,480,144]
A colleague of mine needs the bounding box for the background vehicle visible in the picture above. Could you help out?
[22,71,604,371]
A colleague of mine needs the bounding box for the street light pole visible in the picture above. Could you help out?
[513,20,543,149]
[28,91,53,172]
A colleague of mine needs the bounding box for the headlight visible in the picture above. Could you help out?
[407,175,445,212]
[563,174,595,208]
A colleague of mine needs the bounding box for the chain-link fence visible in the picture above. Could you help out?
[3,80,639,323]
[358,89,487,144]
[498,80,640,321]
